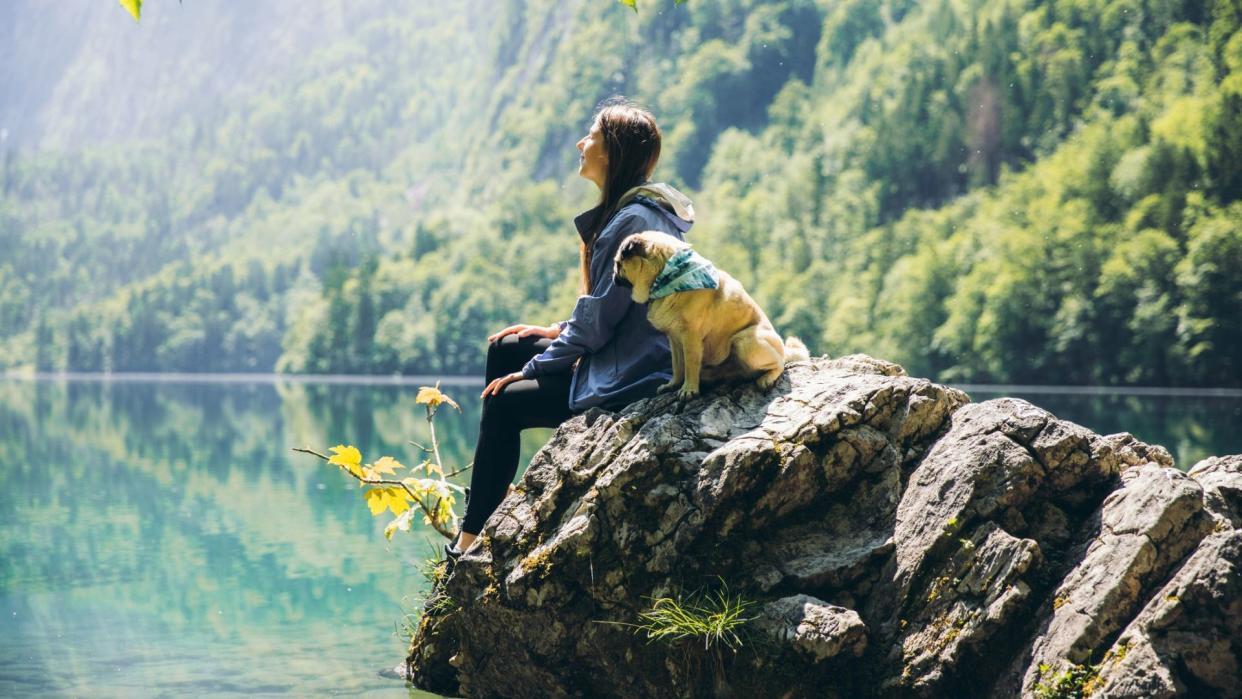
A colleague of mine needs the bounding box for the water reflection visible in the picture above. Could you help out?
[0,378,548,698]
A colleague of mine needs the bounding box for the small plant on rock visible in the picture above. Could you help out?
[599,578,756,695]
[396,540,460,644]
[634,584,756,651]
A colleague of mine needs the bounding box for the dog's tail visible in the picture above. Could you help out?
[783,336,810,363]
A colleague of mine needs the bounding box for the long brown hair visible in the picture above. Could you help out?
[579,97,662,293]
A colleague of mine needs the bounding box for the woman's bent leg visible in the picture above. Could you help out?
[460,371,573,536]
[468,332,551,527]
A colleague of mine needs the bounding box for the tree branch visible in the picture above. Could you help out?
[293,446,454,539]
[409,442,471,478]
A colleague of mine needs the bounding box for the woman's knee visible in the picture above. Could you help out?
[485,334,546,379]
[490,333,542,355]
[486,334,526,365]
[480,387,522,423]
[485,336,519,380]
[485,337,506,365]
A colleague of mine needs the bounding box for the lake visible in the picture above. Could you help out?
[1,376,1239,697]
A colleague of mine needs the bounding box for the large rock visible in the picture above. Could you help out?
[404,356,1241,698]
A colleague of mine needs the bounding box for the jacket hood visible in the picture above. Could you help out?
[618,182,696,225]
[574,182,696,243]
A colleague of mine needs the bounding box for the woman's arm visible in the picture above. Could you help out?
[520,212,643,379]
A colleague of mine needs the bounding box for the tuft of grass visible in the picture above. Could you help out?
[422,592,458,616]
[418,538,448,585]
[591,579,756,693]
[395,540,458,645]
[631,582,756,652]
[395,601,421,644]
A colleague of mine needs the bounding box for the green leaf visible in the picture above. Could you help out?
[118,0,142,22]
[618,0,637,11]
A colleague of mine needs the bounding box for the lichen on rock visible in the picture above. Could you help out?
[404,355,1242,698]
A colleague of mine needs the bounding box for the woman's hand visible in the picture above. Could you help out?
[487,323,561,343]
[481,371,524,398]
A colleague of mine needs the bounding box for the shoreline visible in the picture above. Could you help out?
[2,371,1241,397]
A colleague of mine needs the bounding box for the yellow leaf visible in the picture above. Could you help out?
[364,488,388,516]
[416,384,460,411]
[434,491,456,526]
[422,459,443,477]
[364,486,411,517]
[415,386,444,406]
[328,445,364,479]
[371,456,403,476]
[389,492,412,516]
[118,0,142,22]
[402,477,440,498]
[384,509,414,540]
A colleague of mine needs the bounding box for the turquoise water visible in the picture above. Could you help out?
[0,378,551,698]
[0,377,1238,697]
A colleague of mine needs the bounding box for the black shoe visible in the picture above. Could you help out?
[442,488,470,577]
[443,540,462,577]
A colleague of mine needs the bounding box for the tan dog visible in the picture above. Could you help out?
[614,230,809,399]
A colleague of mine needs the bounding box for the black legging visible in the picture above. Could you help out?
[460,334,576,535]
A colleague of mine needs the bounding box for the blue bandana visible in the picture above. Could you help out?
[649,248,719,299]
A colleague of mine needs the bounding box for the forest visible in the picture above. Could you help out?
[2,0,1239,386]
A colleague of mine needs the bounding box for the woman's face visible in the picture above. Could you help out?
[577,119,608,190]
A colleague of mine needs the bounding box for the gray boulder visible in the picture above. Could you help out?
[404,355,1241,699]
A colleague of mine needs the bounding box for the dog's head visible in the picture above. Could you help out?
[613,230,687,304]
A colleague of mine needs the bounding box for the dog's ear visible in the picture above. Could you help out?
[619,236,646,259]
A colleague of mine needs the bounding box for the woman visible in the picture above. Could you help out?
[448,97,695,559]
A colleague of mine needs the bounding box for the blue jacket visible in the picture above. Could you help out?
[520,184,695,411]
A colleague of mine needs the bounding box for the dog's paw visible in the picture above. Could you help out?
[756,368,783,390]
[676,386,700,401]
[657,381,680,394]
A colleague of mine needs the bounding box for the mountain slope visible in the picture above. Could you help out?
[2,0,1239,385]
